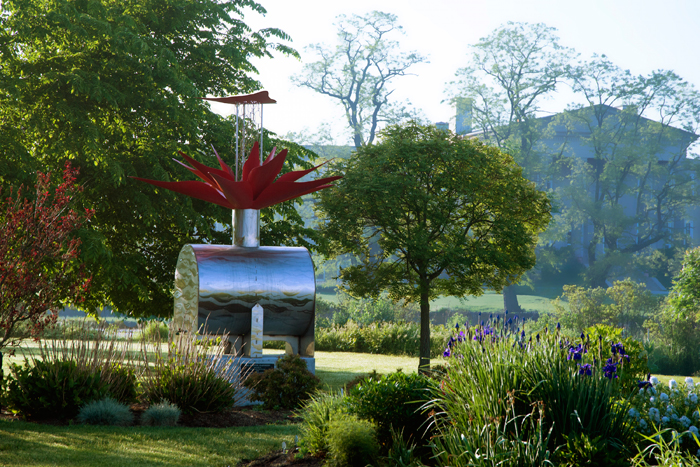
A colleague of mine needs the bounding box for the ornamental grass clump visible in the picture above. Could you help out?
[3,320,138,420]
[141,400,181,427]
[140,326,250,414]
[430,313,640,466]
[297,392,349,456]
[77,397,134,426]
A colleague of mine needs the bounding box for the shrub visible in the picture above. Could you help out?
[77,397,134,426]
[142,320,169,341]
[243,354,320,410]
[347,370,433,450]
[315,321,451,357]
[326,416,379,467]
[3,322,134,420]
[104,363,139,404]
[4,359,106,420]
[141,400,181,427]
[140,331,248,414]
[628,377,700,459]
[298,392,349,456]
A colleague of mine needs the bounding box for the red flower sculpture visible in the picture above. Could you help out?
[133,142,341,210]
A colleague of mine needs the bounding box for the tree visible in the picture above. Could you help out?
[315,122,551,370]
[447,22,572,311]
[0,163,92,351]
[647,247,700,374]
[294,11,426,149]
[557,58,700,286]
[0,0,315,318]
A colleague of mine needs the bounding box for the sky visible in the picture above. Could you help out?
[206,0,700,145]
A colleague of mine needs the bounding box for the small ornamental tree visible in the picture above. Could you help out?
[316,122,551,371]
[0,162,92,351]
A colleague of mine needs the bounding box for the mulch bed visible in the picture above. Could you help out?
[237,449,325,467]
[0,403,299,428]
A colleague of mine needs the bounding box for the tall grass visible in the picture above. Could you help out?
[139,327,252,413]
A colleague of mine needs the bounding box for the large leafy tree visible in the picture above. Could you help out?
[558,59,700,286]
[0,0,316,318]
[294,11,426,149]
[450,22,700,290]
[316,123,551,370]
[446,22,572,311]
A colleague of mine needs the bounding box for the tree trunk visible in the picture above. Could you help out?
[419,287,431,374]
[503,285,523,314]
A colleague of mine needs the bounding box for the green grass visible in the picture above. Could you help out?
[314,351,420,391]
[316,291,554,314]
[0,422,298,467]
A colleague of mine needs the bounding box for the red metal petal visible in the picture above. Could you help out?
[250,177,342,209]
[209,173,255,210]
[248,148,288,198]
[131,177,232,209]
[276,159,332,184]
[177,151,235,188]
[212,146,235,178]
[241,141,261,181]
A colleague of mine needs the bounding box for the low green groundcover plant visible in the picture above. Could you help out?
[326,416,379,467]
[297,392,349,456]
[244,354,321,410]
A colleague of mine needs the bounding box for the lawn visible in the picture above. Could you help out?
[316,291,555,314]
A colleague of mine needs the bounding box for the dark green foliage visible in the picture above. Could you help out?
[347,370,433,450]
[556,432,629,467]
[584,324,649,392]
[326,416,380,467]
[142,364,237,415]
[381,428,425,467]
[646,247,700,375]
[317,122,551,369]
[104,363,139,405]
[4,360,106,420]
[316,321,452,357]
[141,401,181,427]
[142,321,169,342]
[77,397,134,426]
[298,392,349,456]
[243,354,321,410]
[0,0,317,319]
[428,336,635,467]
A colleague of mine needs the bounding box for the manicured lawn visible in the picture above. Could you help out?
[316,291,555,314]
[0,422,298,467]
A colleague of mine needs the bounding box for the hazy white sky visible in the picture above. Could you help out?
[207,0,700,145]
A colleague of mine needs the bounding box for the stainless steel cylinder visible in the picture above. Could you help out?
[172,244,315,339]
[233,209,260,247]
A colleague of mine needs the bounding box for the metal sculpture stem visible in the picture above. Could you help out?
[233,209,260,247]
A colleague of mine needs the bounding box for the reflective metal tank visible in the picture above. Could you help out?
[172,244,315,338]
